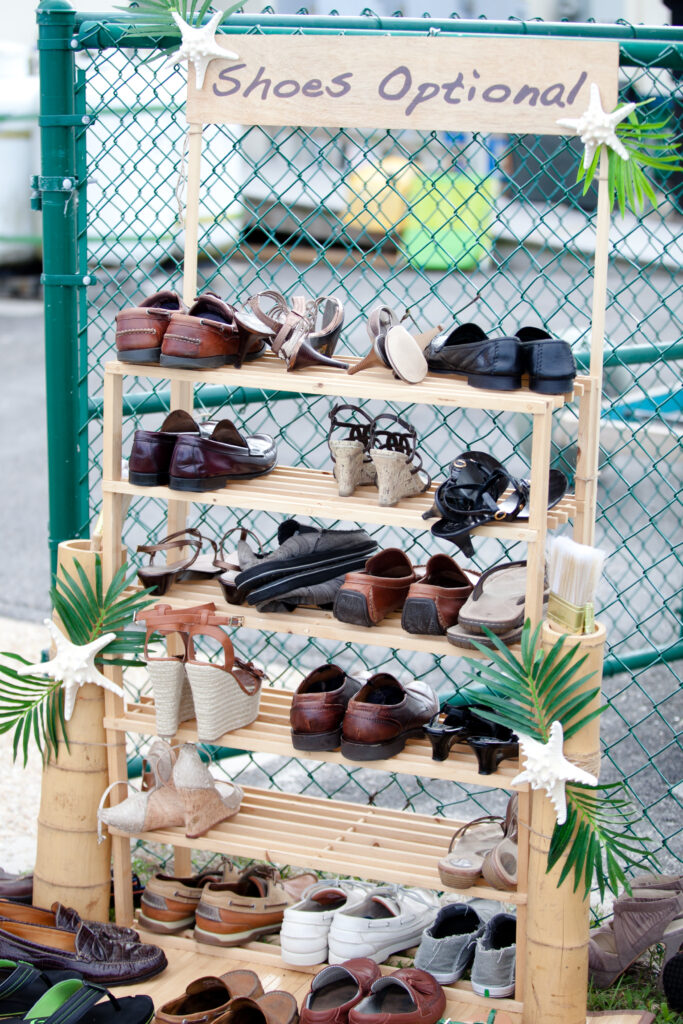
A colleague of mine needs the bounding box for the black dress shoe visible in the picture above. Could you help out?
[516,326,577,394]
[424,323,523,391]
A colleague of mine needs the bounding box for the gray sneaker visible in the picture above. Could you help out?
[470,912,517,998]
[414,903,486,984]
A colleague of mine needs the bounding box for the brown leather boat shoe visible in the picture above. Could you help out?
[169,419,277,492]
[300,959,381,1024]
[116,289,186,364]
[129,409,201,486]
[401,554,477,635]
[333,549,416,627]
[194,866,316,947]
[214,992,299,1024]
[155,971,263,1024]
[0,897,138,944]
[341,675,438,761]
[348,968,446,1024]
[0,919,167,985]
[290,664,363,752]
[138,866,230,934]
[160,293,268,369]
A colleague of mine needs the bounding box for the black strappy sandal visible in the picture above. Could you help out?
[423,451,567,557]
[136,528,220,596]
[327,403,376,497]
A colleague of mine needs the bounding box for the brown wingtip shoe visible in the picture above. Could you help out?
[116,290,187,365]
[290,664,363,752]
[300,959,381,1024]
[341,675,438,761]
[155,971,264,1024]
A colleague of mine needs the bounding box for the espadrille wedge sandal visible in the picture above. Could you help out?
[97,741,184,841]
[368,413,431,507]
[328,403,376,497]
[173,743,243,839]
[184,614,264,743]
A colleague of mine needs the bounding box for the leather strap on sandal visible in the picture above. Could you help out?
[186,613,264,696]
[136,528,204,569]
[447,815,505,852]
[215,526,263,572]
[327,403,374,464]
[370,413,431,491]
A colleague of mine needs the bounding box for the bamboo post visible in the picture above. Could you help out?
[523,620,606,1024]
[33,538,121,921]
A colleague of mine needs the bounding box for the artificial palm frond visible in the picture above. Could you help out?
[578,102,683,216]
[0,556,155,765]
[118,0,244,34]
[464,621,656,897]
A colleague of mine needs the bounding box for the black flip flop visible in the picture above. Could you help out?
[0,961,82,1020]
[14,979,153,1024]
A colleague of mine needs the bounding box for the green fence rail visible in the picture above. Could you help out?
[36,2,682,881]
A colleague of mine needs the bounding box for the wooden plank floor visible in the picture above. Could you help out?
[115,945,653,1024]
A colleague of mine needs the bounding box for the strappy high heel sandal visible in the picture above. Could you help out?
[215,526,264,603]
[249,291,348,371]
[368,413,431,507]
[136,528,220,596]
[348,305,441,384]
[327,403,377,497]
[98,740,184,841]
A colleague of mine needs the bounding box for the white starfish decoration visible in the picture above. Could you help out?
[25,620,123,721]
[557,83,636,169]
[164,11,238,90]
[511,720,598,825]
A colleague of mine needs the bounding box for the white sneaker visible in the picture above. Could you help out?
[327,886,439,965]
[280,880,369,966]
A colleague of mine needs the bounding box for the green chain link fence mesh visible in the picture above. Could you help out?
[44,11,683,891]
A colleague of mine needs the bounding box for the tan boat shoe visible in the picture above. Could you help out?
[139,859,241,934]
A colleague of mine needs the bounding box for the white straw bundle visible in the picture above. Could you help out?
[547,536,607,633]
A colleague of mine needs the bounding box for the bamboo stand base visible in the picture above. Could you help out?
[523,621,607,1024]
[33,539,114,921]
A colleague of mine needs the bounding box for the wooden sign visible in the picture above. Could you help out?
[187,35,619,133]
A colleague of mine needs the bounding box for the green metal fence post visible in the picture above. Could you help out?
[36,0,89,575]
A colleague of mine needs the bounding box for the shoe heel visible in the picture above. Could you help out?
[137,568,174,596]
[469,737,519,775]
[347,346,384,375]
[370,449,426,507]
[330,439,365,497]
[424,729,457,762]
[147,660,194,738]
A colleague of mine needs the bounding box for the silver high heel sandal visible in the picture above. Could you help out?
[327,403,377,497]
[368,413,431,507]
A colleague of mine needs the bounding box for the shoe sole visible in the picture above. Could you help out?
[117,348,161,364]
[137,910,195,934]
[168,463,276,491]
[428,366,521,391]
[528,375,575,394]
[280,947,328,966]
[328,927,427,965]
[194,922,281,946]
[129,471,169,487]
[401,598,445,635]
[160,343,267,370]
[333,590,375,628]
[471,981,515,998]
[291,728,341,752]
[341,727,425,761]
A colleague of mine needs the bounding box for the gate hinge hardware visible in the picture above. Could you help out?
[39,114,95,128]
[30,174,81,211]
[40,273,96,288]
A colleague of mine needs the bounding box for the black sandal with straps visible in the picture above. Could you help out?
[136,528,220,596]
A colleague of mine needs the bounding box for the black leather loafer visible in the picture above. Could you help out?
[424,323,523,391]
[516,326,577,394]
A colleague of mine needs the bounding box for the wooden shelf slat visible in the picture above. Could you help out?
[106,355,591,413]
[109,785,525,905]
[103,465,576,535]
[107,687,524,791]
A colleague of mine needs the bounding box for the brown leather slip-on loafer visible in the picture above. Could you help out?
[401,554,478,636]
[0,920,167,985]
[348,968,446,1024]
[341,675,438,761]
[155,971,263,1024]
[116,290,187,364]
[194,867,316,947]
[128,409,200,487]
[300,959,381,1024]
[214,992,299,1024]
[169,420,277,492]
[138,867,229,934]
[0,897,138,944]
[290,664,363,752]
[0,868,33,904]
[333,549,416,627]
[160,293,268,370]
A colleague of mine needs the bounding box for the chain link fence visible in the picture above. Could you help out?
[43,11,682,886]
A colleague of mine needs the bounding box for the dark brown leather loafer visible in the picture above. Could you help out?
[116,290,186,364]
[129,409,200,486]
[401,554,477,635]
[169,419,277,492]
[341,675,438,761]
[333,549,416,627]
[0,919,167,985]
[0,897,138,944]
[300,958,381,1024]
[160,293,268,369]
[155,971,264,1024]
[290,664,363,751]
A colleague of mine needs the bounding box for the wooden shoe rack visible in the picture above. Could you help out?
[100,33,618,1024]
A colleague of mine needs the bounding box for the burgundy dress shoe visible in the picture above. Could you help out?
[128,409,202,487]
[0,897,138,944]
[0,869,33,905]
[0,919,167,985]
[333,549,417,627]
[348,968,446,1024]
[168,419,277,492]
[116,290,187,364]
[401,554,477,635]
[341,675,438,761]
[290,664,363,752]
[300,959,382,1024]
[160,293,269,369]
